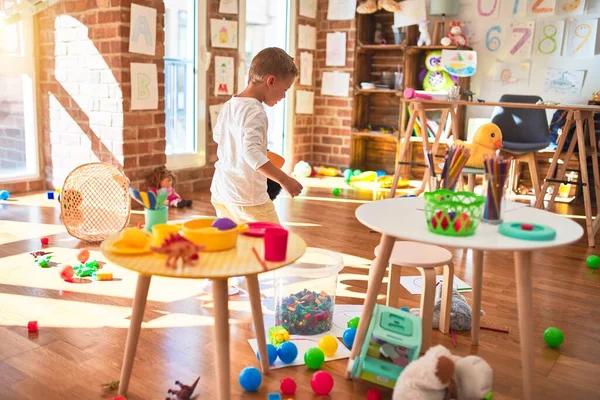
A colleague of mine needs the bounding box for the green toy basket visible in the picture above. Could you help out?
[424,190,485,236]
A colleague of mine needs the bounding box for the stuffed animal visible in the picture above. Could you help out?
[454,123,503,168]
[146,166,192,208]
[392,345,456,400]
[418,22,432,46]
[446,22,468,47]
[393,345,494,400]
[357,0,402,14]
[419,50,456,92]
[409,283,485,332]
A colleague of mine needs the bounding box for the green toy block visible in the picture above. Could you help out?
[269,325,290,347]
[73,260,99,277]
[34,255,53,268]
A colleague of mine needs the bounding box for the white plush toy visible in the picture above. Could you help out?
[418,21,432,46]
[393,345,494,400]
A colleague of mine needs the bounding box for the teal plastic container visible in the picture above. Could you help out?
[144,207,168,232]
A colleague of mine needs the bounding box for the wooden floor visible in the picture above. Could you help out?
[0,179,599,399]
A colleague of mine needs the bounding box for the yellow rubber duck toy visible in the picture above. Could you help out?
[454,123,503,168]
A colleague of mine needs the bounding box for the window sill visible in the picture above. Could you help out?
[166,152,206,171]
[0,172,40,184]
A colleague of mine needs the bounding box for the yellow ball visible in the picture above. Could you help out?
[318,335,338,357]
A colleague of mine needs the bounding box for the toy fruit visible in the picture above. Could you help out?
[310,371,334,395]
[454,212,471,232]
[211,217,237,231]
[586,255,600,269]
[60,265,74,280]
[238,367,262,392]
[318,335,338,357]
[280,377,297,395]
[347,316,360,329]
[304,347,325,370]
[77,249,90,263]
[277,341,298,364]
[543,327,564,348]
[256,343,278,365]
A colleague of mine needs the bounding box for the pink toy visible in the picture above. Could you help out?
[446,22,468,47]
[310,371,334,396]
[27,321,38,333]
[280,377,297,395]
[41,237,49,245]
[367,387,383,400]
[60,265,75,280]
[403,88,433,100]
[264,228,288,262]
[147,166,192,208]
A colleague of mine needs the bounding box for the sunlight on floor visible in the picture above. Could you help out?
[2,192,60,209]
[0,221,66,245]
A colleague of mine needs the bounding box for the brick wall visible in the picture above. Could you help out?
[36,0,166,190]
[311,0,355,169]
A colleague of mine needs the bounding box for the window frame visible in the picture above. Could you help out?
[0,11,41,183]
[165,0,207,171]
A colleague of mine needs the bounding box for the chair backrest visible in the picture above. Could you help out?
[490,94,550,145]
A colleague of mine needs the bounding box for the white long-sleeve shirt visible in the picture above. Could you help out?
[210,96,270,206]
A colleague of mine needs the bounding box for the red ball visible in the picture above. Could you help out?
[41,237,49,245]
[60,265,74,280]
[310,371,334,396]
[367,387,383,400]
[280,377,296,395]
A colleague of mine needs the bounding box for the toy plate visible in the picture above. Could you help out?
[243,222,283,237]
[104,231,153,254]
[498,222,557,241]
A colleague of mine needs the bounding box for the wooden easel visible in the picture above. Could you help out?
[534,110,600,247]
[390,100,460,197]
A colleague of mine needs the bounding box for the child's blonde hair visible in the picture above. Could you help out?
[248,47,298,84]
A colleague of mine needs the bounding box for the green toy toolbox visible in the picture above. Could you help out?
[350,305,422,389]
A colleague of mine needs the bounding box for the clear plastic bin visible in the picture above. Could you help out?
[274,248,344,335]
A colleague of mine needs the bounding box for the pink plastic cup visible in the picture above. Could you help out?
[264,228,289,261]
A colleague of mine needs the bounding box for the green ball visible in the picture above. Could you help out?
[586,255,600,269]
[347,317,360,329]
[332,188,341,196]
[543,327,564,348]
[304,347,325,370]
[353,169,362,176]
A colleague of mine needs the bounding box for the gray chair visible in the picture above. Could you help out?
[491,94,550,198]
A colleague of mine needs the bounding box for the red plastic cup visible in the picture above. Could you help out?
[264,228,289,261]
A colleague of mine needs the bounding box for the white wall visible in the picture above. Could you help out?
[449,1,600,119]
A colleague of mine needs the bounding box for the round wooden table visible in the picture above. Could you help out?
[101,232,307,400]
[351,197,582,400]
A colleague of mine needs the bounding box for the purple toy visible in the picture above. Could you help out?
[211,217,237,231]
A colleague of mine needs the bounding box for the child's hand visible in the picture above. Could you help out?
[282,176,303,197]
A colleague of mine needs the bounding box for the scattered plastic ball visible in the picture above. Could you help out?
[343,169,353,181]
[41,237,49,245]
[238,367,262,392]
[586,255,600,270]
[318,335,339,357]
[77,249,90,264]
[0,190,9,200]
[27,321,38,333]
[280,377,297,395]
[332,188,341,196]
[343,327,357,349]
[367,387,383,400]
[543,327,564,348]
[400,307,410,312]
[256,343,278,365]
[277,341,298,364]
[347,316,360,329]
[211,217,237,231]
[60,265,74,280]
[304,347,325,370]
[310,371,334,395]
[353,169,362,176]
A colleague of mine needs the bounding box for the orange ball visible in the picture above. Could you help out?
[60,265,74,280]
[77,249,90,263]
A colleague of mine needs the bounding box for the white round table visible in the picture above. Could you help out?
[350,197,583,400]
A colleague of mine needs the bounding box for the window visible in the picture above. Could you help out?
[164,0,207,170]
[0,0,40,182]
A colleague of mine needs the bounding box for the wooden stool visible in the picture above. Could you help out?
[375,241,454,352]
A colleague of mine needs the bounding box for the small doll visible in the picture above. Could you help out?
[146,166,193,208]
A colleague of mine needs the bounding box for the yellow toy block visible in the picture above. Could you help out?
[92,271,113,281]
[269,325,290,347]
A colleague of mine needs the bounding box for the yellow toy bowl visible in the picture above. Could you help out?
[182,218,248,252]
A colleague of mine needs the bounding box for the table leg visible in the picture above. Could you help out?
[212,278,230,400]
[245,274,270,375]
[417,267,436,352]
[514,251,534,400]
[439,262,454,335]
[346,233,395,378]
[118,274,152,396]
[471,250,483,345]
[574,111,596,247]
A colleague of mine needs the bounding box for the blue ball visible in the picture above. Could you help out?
[256,343,278,365]
[277,341,298,364]
[375,170,387,177]
[239,367,262,392]
[0,190,9,200]
[400,307,410,312]
[343,328,357,349]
